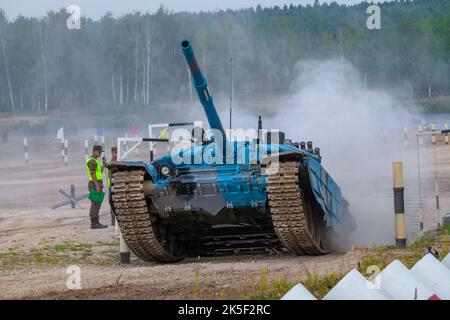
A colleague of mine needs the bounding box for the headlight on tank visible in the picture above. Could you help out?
[160,165,171,177]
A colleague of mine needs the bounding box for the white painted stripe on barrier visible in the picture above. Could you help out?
[375,260,435,300]
[411,253,450,299]
[323,269,392,300]
[281,284,316,300]
[443,253,450,270]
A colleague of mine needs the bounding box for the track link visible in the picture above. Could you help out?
[111,170,183,262]
[266,161,328,255]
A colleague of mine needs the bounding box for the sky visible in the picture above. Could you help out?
[0,0,381,20]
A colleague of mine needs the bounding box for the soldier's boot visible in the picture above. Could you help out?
[91,217,108,229]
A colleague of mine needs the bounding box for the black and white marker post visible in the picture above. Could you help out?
[84,139,89,161]
[24,138,29,164]
[392,162,407,248]
[445,123,449,145]
[60,139,65,160]
[64,139,68,166]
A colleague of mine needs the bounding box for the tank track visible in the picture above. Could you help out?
[111,170,183,262]
[266,160,328,255]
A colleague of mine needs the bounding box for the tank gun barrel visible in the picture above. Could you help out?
[181,40,227,143]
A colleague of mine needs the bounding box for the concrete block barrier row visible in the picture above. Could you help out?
[282,252,450,300]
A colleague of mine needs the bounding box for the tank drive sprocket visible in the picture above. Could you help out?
[111,170,185,262]
[266,160,328,255]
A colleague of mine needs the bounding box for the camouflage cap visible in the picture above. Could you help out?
[93,145,103,152]
[111,146,118,152]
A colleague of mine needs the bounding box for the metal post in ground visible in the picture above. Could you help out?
[433,142,440,228]
[432,122,436,145]
[418,124,423,146]
[114,217,119,237]
[403,125,408,147]
[70,184,75,209]
[101,135,105,158]
[445,123,449,145]
[60,138,65,159]
[64,139,68,166]
[24,138,29,164]
[119,228,130,264]
[416,135,424,232]
[392,162,407,248]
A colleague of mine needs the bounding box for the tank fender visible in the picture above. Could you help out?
[106,161,158,181]
[263,151,343,228]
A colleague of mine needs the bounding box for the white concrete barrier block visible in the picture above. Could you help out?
[443,253,450,270]
[281,284,316,300]
[323,269,392,300]
[375,260,435,300]
[411,253,450,300]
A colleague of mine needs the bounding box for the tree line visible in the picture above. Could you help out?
[0,0,449,113]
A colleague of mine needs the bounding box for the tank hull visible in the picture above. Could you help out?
[108,148,348,262]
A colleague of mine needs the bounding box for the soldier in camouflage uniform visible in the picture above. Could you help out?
[85,145,108,229]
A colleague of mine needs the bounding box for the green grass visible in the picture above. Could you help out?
[0,240,119,270]
[302,269,345,299]
[193,267,200,300]
[358,228,450,272]
[239,267,297,300]
[238,226,450,300]
[437,224,450,235]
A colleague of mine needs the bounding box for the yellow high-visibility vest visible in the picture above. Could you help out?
[85,157,103,181]
[106,168,111,188]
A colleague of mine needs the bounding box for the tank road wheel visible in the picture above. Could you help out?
[111,170,186,262]
[266,161,329,255]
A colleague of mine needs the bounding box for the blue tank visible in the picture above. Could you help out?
[108,40,354,262]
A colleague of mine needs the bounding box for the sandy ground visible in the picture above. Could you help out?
[0,134,447,299]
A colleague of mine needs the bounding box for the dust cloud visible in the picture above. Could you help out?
[285,60,427,247]
[230,59,427,248]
